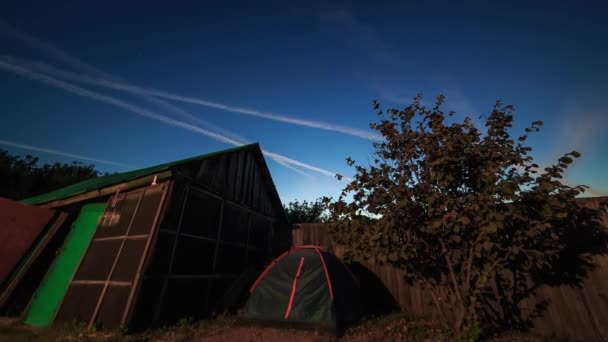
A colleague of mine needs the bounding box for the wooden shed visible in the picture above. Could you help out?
[1,143,290,330]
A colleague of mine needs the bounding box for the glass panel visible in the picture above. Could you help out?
[53,284,104,325]
[94,285,131,330]
[160,279,209,324]
[220,204,248,244]
[111,238,147,282]
[129,186,164,236]
[180,191,222,238]
[73,239,121,281]
[249,216,270,252]
[95,192,140,239]
[146,231,176,275]
[171,237,215,275]
[214,244,246,274]
[160,182,188,231]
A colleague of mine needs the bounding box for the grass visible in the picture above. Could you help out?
[0,314,236,342]
[0,312,566,341]
[343,311,450,341]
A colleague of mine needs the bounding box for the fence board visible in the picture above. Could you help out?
[292,202,608,341]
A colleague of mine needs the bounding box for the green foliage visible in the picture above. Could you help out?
[324,94,607,338]
[460,320,482,342]
[0,150,106,200]
[284,198,328,223]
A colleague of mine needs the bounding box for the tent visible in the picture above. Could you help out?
[243,245,360,333]
[1,143,291,330]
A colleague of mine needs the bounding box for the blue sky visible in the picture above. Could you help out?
[1,1,607,203]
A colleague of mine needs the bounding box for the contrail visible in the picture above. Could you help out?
[0,60,337,178]
[263,151,336,178]
[0,22,250,146]
[0,56,381,141]
[0,55,307,177]
[0,139,134,168]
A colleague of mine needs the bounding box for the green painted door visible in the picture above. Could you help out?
[23,203,107,326]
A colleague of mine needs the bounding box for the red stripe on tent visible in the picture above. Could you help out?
[284,256,305,319]
[314,247,334,301]
[249,250,291,294]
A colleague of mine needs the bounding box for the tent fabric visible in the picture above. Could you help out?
[243,246,359,330]
[22,144,253,206]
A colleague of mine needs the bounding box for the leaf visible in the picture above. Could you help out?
[388,252,399,262]
[487,222,497,233]
[482,241,493,251]
[459,216,471,225]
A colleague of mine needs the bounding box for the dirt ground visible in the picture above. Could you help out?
[184,315,448,342]
[0,314,540,342]
[191,326,331,342]
[0,314,445,342]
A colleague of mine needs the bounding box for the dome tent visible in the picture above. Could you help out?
[243,245,360,333]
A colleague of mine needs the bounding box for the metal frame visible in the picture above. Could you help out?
[50,183,169,329]
[187,185,276,223]
[158,230,266,252]
[87,189,145,328]
[72,280,131,286]
[152,185,190,323]
[50,198,116,325]
[150,274,238,280]
[93,234,149,241]
[244,214,253,260]
[122,182,170,326]
[39,171,172,209]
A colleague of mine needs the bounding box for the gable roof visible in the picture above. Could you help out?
[22,144,286,221]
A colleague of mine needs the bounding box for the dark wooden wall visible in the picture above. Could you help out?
[293,198,608,341]
[134,148,290,328]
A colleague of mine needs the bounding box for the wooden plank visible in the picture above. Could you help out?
[72,280,131,286]
[579,254,608,341]
[244,214,252,260]
[93,235,148,242]
[206,199,226,312]
[291,222,608,341]
[163,274,239,279]
[41,172,172,209]
[558,284,595,341]
[211,200,225,273]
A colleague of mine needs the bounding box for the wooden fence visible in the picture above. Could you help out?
[292,197,608,341]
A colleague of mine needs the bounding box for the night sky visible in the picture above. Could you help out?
[1,1,607,203]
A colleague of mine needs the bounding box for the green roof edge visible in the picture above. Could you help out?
[22,143,258,206]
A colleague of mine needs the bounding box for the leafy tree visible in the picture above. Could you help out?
[323,94,607,338]
[284,198,328,224]
[0,150,105,200]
